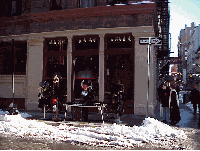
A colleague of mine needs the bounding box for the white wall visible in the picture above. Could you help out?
[133,34,156,116]
[0,75,26,98]
[26,37,43,110]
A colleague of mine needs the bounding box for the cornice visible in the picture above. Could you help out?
[0,3,156,23]
[0,27,155,41]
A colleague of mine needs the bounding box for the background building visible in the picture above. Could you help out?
[178,22,200,90]
[0,0,170,117]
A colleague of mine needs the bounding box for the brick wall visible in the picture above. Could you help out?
[0,4,156,36]
[30,14,152,33]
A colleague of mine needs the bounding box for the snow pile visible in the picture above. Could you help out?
[0,109,32,120]
[0,109,188,150]
[18,111,33,118]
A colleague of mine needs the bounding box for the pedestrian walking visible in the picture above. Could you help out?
[189,84,200,115]
[169,82,181,125]
[160,82,170,123]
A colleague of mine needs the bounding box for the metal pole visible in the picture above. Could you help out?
[12,39,15,115]
[146,37,151,117]
[64,105,67,121]
[101,106,104,125]
[44,105,45,119]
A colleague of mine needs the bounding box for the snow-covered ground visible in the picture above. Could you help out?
[0,109,189,150]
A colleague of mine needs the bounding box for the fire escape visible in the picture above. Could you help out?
[156,0,170,81]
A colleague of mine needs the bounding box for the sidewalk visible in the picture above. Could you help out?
[21,109,146,126]
[20,91,200,129]
[154,91,200,129]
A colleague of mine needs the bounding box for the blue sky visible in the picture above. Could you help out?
[169,0,200,57]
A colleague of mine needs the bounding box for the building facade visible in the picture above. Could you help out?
[0,0,164,116]
[178,23,200,90]
[178,23,194,89]
[186,24,200,89]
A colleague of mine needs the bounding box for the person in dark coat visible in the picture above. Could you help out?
[38,81,52,109]
[160,82,170,123]
[176,85,180,99]
[81,80,94,122]
[169,82,181,125]
[157,84,163,102]
[110,80,124,116]
[190,84,200,115]
[38,82,45,109]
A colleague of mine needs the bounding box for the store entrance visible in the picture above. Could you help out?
[105,54,134,99]
[104,52,134,114]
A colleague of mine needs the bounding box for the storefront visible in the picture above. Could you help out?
[0,3,158,116]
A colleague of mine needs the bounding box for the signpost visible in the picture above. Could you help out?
[139,37,162,117]
[139,37,162,45]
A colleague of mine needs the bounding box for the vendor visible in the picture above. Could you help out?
[111,79,124,116]
[52,72,63,111]
[81,80,93,102]
[81,80,94,122]
[38,81,52,109]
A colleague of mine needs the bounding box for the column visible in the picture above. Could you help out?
[133,32,156,116]
[26,38,44,110]
[67,35,73,103]
[133,34,148,115]
[99,34,105,102]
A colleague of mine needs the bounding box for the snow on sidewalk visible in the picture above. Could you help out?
[0,109,188,149]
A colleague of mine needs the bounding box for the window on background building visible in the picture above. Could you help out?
[50,0,62,10]
[80,0,95,8]
[82,0,88,7]
[106,0,112,5]
[11,0,22,16]
[108,0,128,5]
[89,0,95,7]
[11,1,17,15]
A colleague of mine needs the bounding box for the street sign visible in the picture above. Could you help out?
[139,37,162,45]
